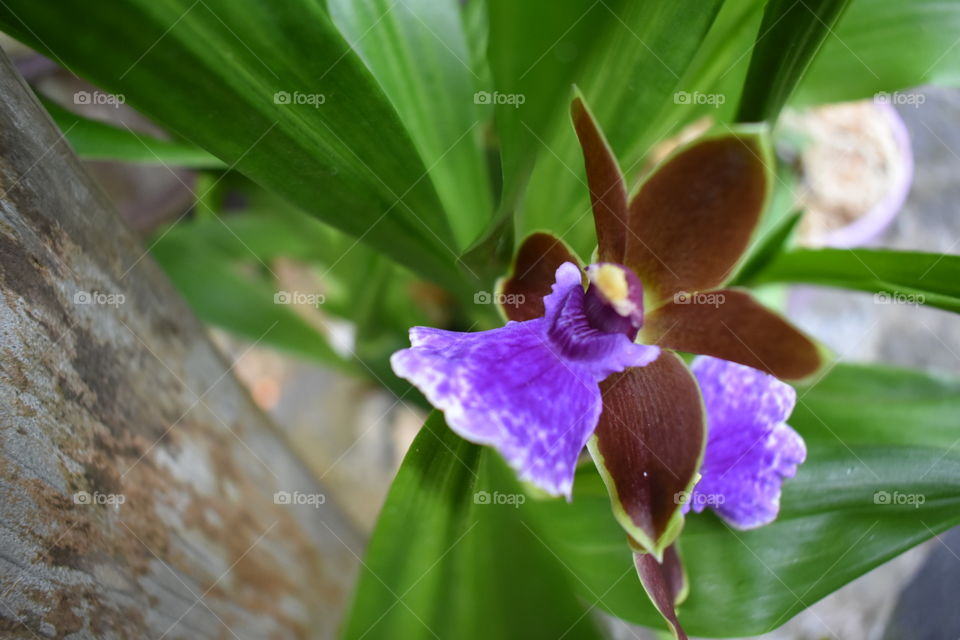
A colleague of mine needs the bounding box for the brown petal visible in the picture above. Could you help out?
[642,288,827,381]
[571,95,629,262]
[588,352,705,558]
[634,543,689,640]
[625,132,770,301]
[497,232,581,321]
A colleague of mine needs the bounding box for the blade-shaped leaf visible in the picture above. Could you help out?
[729,211,802,286]
[796,0,960,105]
[150,232,351,371]
[328,0,493,247]
[485,0,626,208]
[744,248,960,314]
[0,0,466,289]
[791,362,960,450]
[343,412,603,639]
[518,0,725,258]
[736,0,853,122]
[41,97,224,167]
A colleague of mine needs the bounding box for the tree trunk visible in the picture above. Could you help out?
[0,48,360,639]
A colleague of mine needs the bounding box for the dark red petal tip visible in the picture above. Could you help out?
[572,95,629,263]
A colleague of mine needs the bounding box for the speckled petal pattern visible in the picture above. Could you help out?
[391,263,659,498]
[686,356,805,529]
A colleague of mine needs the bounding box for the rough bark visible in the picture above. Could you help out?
[0,49,360,639]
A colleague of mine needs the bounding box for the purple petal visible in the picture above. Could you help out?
[391,262,659,498]
[685,356,805,529]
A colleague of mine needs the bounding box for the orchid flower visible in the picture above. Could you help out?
[391,94,826,638]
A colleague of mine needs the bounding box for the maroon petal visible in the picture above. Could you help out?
[625,132,770,301]
[498,232,581,322]
[571,95,629,263]
[642,288,827,381]
[634,542,689,640]
[589,352,705,557]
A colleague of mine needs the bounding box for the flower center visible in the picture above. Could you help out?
[590,264,631,315]
[584,262,645,338]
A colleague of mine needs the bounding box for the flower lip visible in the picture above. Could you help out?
[584,262,645,337]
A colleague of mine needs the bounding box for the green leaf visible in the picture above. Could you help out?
[343,413,603,640]
[0,0,466,289]
[524,364,960,636]
[744,248,960,313]
[150,231,351,371]
[736,0,853,122]
[796,0,960,105]
[791,362,960,451]
[485,0,626,208]
[328,0,493,247]
[730,210,802,285]
[517,0,730,258]
[40,97,224,167]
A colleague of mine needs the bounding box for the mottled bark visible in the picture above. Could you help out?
[0,49,359,639]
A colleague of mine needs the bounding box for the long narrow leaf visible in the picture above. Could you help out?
[329,0,493,247]
[343,413,603,639]
[41,98,224,167]
[0,0,465,289]
[736,0,852,122]
[796,0,960,104]
[745,248,960,314]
